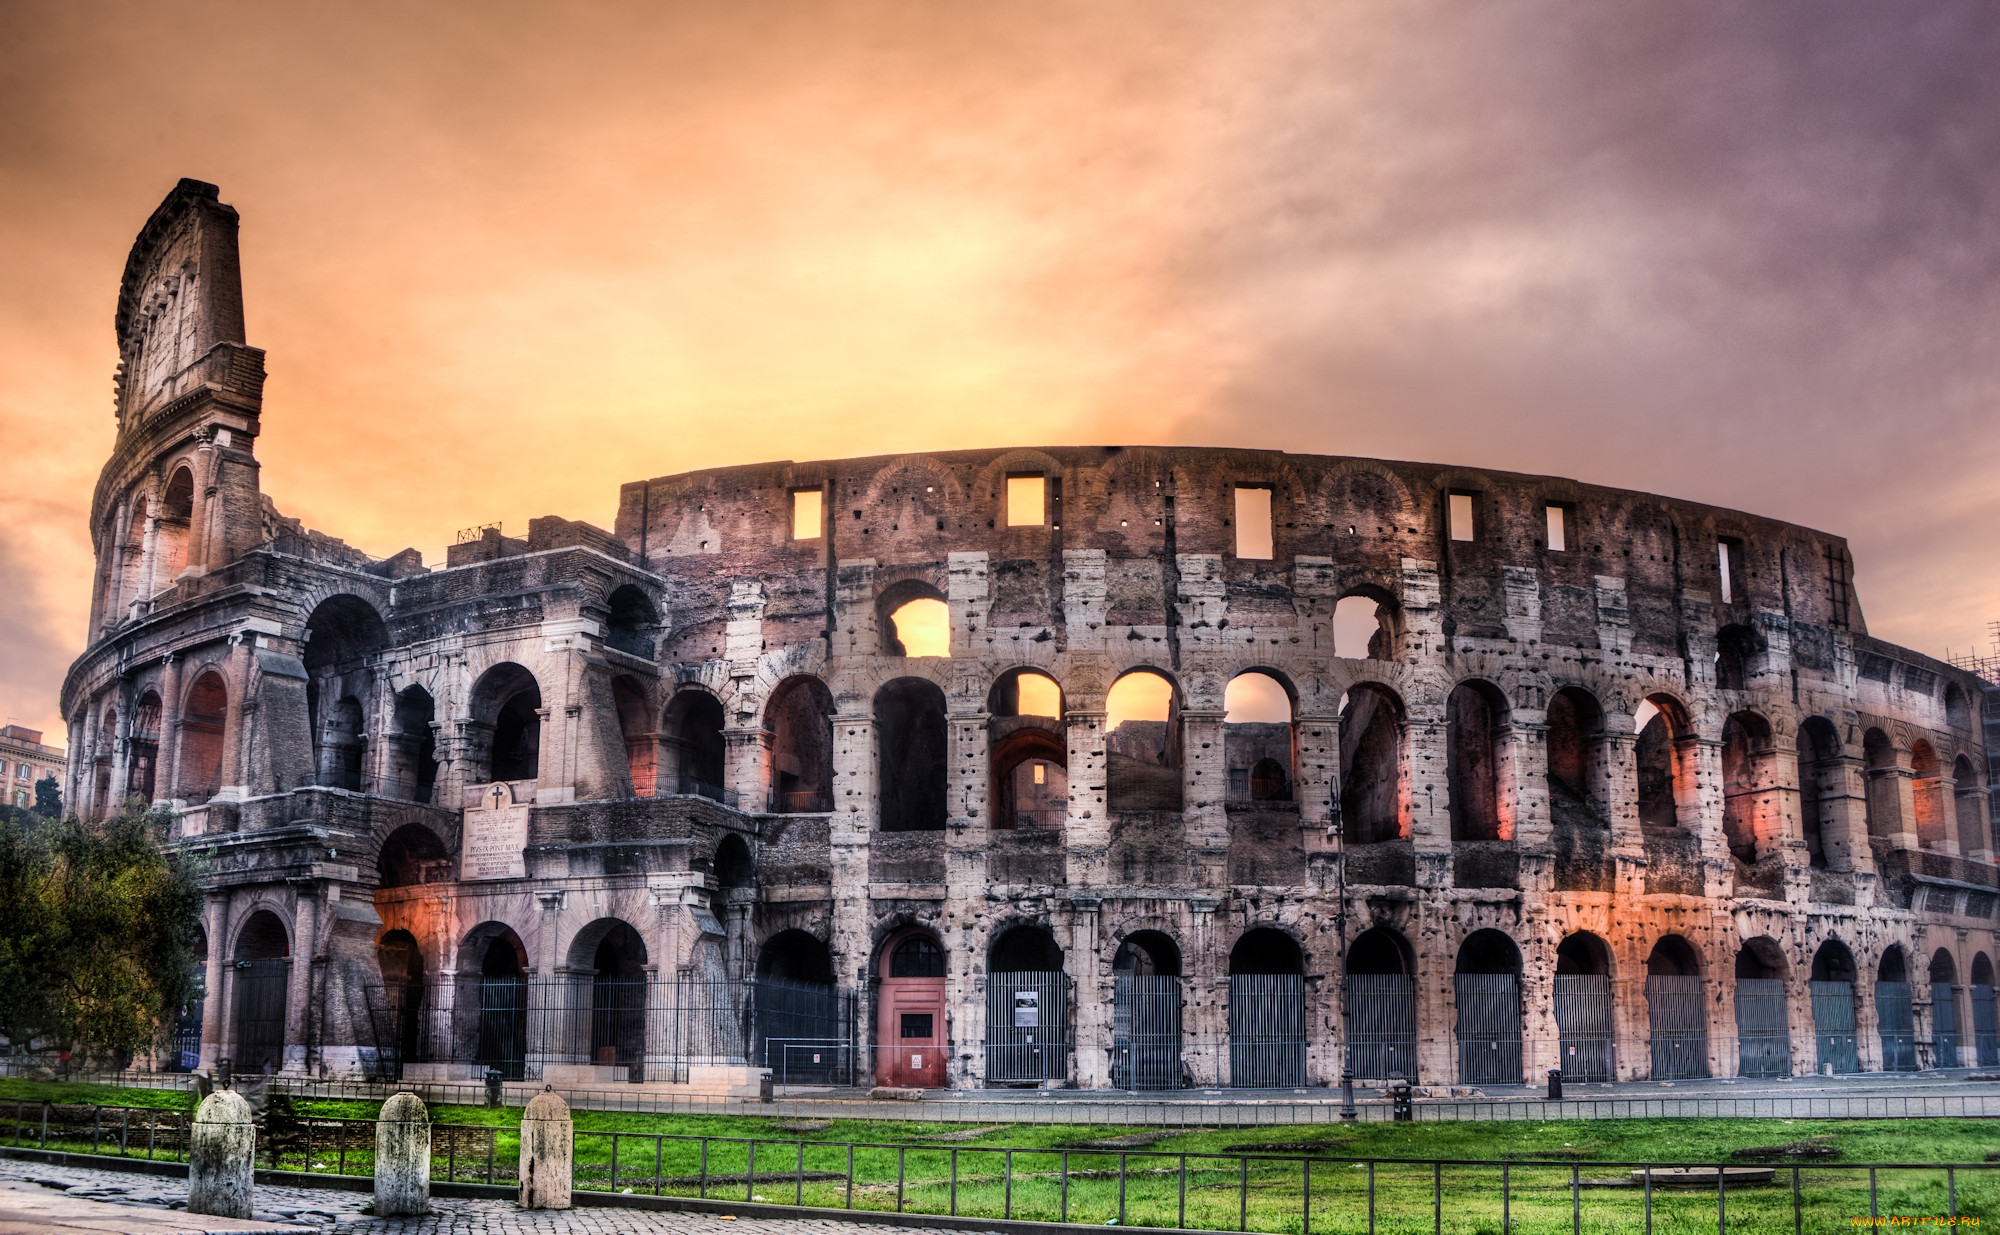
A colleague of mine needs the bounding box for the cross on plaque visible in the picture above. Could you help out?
[488,783,509,810]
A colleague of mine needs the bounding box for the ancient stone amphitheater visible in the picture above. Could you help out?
[62,178,1996,1093]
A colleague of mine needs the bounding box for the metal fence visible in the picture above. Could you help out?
[985,971,1070,1084]
[1975,983,1999,1068]
[1112,974,1183,1091]
[1878,982,1918,1072]
[1933,981,1961,1069]
[1645,975,1708,1080]
[1552,975,1614,1083]
[531,979,749,1082]
[1451,973,1519,1085]
[753,977,858,1088]
[1233,974,1308,1088]
[12,1101,2000,1232]
[1734,979,1792,1079]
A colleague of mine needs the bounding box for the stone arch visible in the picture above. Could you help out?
[462,921,528,1080]
[876,677,948,831]
[1453,929,1522,1085]
[1105,668,1183,812]
[1797,716,1840,869]
[1715,623,1763,691]
[128,690,162,803]
[1721,710,1779,864]
[1339,682,1406,847]
[1911,739,1947,849]
[1446,679,1511,842]
[387,685,438,804]
[1224,669,1294,804]
[376,822,449,888]
[765,675,834,813]
[175,669,228,803]
[1113,929,1182,976]
[756,930,833,984]
[1876,943,1917,1072]
[1636,693,1696,829]
[468,663,542,784]
[1931,948,1964,1067]
[1953,754,1985,857]
[1734,936,1792,1078]
[1547,686,1609,825]
[1946,682,1974,731]
[1863,727,1902,838]
[1332,585,1401,661]
[713,833,754,889]
[877,578,950,658]
[231,907,291,1074]
[155,464,195,580]
[662,686,725,798]
[603,584,658,660]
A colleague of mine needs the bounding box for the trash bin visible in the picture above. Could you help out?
[1546,1068,1563,1101]
[1391,1080,1413,1121]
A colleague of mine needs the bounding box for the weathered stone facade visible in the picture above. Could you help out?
[63,180,1997,1090]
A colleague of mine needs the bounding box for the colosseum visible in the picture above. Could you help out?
[62,178,1998,1094]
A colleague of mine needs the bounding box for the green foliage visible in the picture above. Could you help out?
[33,776,61,818]
[0,806,206,1063]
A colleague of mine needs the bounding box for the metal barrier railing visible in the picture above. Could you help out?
[9,1100,1997,1231]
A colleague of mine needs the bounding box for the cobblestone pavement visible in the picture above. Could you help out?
[0,1162,977,1234]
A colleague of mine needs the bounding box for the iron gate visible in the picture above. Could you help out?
[358,982,426,1081]
[232,959,289,1074]
[1645,975,1708,1079]
[1345,973,1416,1082]
[752,977,856,1086]
[1233,973,1309,1087]
[1453,973,1519,1085]
[1552,974,1615,1082]
[1878,982,1917,1071]
[1734,978,1791,1078]
[1933,982,1961,1068]
[649,981,748,1081]
[477,976,527,1081]
[1809,981,1860,1074]
[986,971,1068,1083]
[1974,984,1998,1067]
[1112,974,1183,1090]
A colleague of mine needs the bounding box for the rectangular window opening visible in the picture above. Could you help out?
[1234,486,1274,559]
[1545,504,1567,552]
[790,488,823,540]
[1006,475,1046,527]
[900,1013,933,1040]
[1719,538,1741,604]
[1449,492,1476,542]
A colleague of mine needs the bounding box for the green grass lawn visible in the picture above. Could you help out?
[3,1078,1994,1232]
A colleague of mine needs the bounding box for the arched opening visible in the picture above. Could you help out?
[765,676,834,813]
[91,707,116,821]
[1224,671,1294,803]
[713,834,754,890]
[1972,953,1998,1068]
[1878,945,1917,1072]
[1954,756,1985,857]
[176,671,228,803]
[128,691,162,803]
[876,678,948,831]
[168,922,206,1072]
[303,596,389,791]
[1808,940,1861,1074]
[604,585,657,660]
[318,695,365,792]
[376,823,448,888]
[388,686,437,804]
[1931,949,1962,1069]
[1715,623,1762,691]
[879,581,951,658]
[1553,932,1615,1081]
[752,931,849,1085]
[990,668,1069,836]
[585,921,648,1079]
[876,928,946,1089]
[1230,928,1308,1087]
[1797,717,1840,870]
[1453,929,1521,1085]
[156,466,194,581]
[471,926,528,1081]
[232,909,290,1074]
[1344,923,1424,1079]
[372,930,425,1080]
[1911,741,1946,850]
[612,677,657,797]
[1646,936,1709,1079]
[1332,590,1397,660]
[470,664,542,784]
[664,689,726,800]
[1105,669,1182,812]
[1446,680,1510,842]
[1635,696,1695,828]
[1547,688,1607,821]
[1863,729,1902,839]
[1112,930,1183,1091]
[991,729,1067,831]
[1733,938,1791,1078]
[985,924,1067,1085]
[1339,684,1406,849]
[1721,711,1777,866]
[115,497,148,611]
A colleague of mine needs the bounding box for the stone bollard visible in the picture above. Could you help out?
[186,1089,255,1219]
[518,1086,572,1210]
[374,1092,431,1217]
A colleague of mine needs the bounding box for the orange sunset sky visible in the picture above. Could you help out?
[2,1,1997,739]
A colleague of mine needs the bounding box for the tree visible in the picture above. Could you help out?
[33,776,60,819]
[0,805,205,1064]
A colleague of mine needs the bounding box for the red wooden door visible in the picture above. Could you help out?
[878,932,947,1088]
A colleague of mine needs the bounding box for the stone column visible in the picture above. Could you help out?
[1407,715,1452,888]
[1509,713,1552,896]
[1956,785,1992,864]
[1686,737,1729,899]
[282,893,319,1075]
[1069,896,1105,1087]
[1186,897,1222,1087]
[1064,696,1109,887]
[1822,755,1872,875]
[528,891,565,1079]
[157,654,183,805]
[1181,708,1228,885]
[829,708,876,1077]
[217,637,255,800]
[198,894,228,1072]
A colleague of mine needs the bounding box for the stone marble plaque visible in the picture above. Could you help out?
[463,786,530,880]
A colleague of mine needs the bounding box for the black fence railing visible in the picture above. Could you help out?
[12,1102,1997,1232]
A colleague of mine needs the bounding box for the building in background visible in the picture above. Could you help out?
[59,179,1997,1091]
[0,725,67,811]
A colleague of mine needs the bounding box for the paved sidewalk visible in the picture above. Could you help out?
[0,1162,977,1235]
